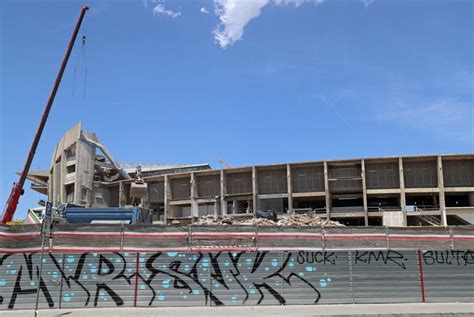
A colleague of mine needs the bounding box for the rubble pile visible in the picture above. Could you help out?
[195,214,344,227]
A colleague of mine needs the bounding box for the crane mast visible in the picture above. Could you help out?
[1,5,89,224]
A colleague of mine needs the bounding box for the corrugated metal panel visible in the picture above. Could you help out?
[136,252,209,307]
[209,252,283,306]
[422,250,474,303]
[1,249,473,310]
[282,251,352,304]
[387,227,452,250]
[58,252,137,308]
[191,226,255,250]
[0,252,63,309]
[257,226,323,250]
[53,224,123,251]
[123,225,189,251]
[351,250,421,303]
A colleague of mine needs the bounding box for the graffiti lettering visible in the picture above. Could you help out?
[0,251,328,309]
[423,251,474,266]
[296,251,336,265]
[354,251,407,269]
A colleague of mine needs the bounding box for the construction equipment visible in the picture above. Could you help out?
[130,165,148,204]
[1,6,89,224]
[58,205,153,224]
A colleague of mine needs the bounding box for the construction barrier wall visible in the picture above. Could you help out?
[1,225,473,252]
[0,249,472,310]
[0,225,472,310]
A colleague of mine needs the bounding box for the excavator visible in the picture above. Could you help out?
[1,6,89,224]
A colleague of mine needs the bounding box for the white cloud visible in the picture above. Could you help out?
[147,0,373,47]
[361,0,375,8]
[213,0,270,49]
[212,0,329,49]
[153,3,181,18]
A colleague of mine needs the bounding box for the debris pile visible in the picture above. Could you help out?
[195,214,344,227]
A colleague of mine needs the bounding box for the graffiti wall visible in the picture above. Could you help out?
[0,250,472,309]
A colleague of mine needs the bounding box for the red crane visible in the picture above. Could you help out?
[1,6,89,224]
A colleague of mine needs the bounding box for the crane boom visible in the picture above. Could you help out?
[1,5,89,224]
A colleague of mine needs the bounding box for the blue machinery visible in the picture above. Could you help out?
[58,205,153,224]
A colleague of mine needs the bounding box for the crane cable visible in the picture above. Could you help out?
[72,13,88,99]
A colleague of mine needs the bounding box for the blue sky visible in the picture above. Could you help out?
[0,0,472,220]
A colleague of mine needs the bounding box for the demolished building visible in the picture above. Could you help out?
[26,123,474,227]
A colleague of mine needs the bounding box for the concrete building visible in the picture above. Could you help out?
[27,124,474,226]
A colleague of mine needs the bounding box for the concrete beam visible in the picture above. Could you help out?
[330,212,366,218]
[366,188,401,195]
[405,188,440,193]
[257,193,289,199]
[292,191,326,198]
[444,187,474,192]
[170,200,192,206]
[196,198,217,204]
[438,155,447,226]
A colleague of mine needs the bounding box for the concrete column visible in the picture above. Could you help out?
[438,156,447,226]
[361,159,369,226]
[190,173,198,218]
[214,200,219,218]
[399,157,407,226]
[164,175,170,223]
[287,164,293,214]
[220,169,227,216]
[324,161,331,219]
[60,150,66,203]
[252,166,257,216]
[119,181,126,207]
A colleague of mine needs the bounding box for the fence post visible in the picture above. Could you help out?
[416,250,426,303]
[58,253,65,309]
[120,222,125,251]
[188,225,193,251]
[280,251,284,305]
[34,221,47,316]
[208,256,212,307]
[322,227,325,251]
[449,226,454,250]
[348,250,354,304]
[134,252,140,307]
[254,225,258,251]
